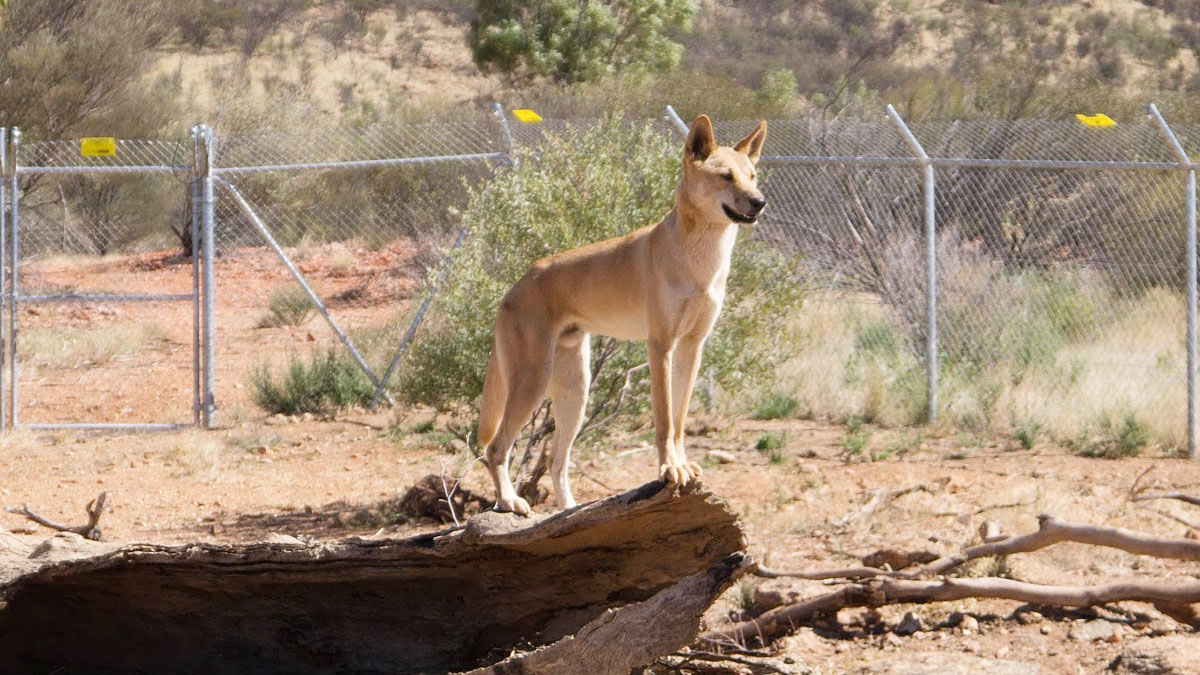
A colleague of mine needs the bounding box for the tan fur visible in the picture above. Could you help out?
[479,115,768,515]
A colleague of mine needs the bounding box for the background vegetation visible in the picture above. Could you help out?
[2,0,1197,455]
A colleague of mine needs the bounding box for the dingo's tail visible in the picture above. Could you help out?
[477,339,506,450]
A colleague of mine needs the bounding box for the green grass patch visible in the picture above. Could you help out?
[259,287,316,328]
[250,349,374,416]
[752,393,800,420]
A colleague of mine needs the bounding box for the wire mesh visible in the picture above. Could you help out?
[18,138,193,170]
[0,111,1195,448]
[206,120,503,417]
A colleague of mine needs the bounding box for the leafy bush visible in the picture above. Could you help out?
[251,350,374,415]
[755,431,787,464]
[1012,419,1042,450]
[753,393,799,420]
[1071,413,1150,459]
[259,287,316,327]
[397,117,803,431]
[469,0,698,84]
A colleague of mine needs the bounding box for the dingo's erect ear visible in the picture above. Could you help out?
[734,121,767,165]
[686,114,717,161]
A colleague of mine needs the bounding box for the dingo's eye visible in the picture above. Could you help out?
[722,172,734,182]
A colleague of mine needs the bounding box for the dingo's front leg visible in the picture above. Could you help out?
[670,332,706,482]
[649,338,698,486]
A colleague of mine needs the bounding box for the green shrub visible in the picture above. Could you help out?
[753,393,799,420]
[251,350,374,415]
[1072,412,1149,459]
[840,414,871,457]
[1012,419,1042,450]
[259,287,316,327]
[397,117,804,429]
[755,431,787,464]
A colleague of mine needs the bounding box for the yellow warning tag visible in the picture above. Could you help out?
[80,137,117,157]
[512,109,543,124]
[1075,113,1116,128]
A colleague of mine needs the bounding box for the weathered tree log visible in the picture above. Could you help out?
[0,481,745,675]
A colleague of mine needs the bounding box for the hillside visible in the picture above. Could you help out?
[143,0,1200,126]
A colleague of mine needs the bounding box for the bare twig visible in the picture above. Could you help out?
[662,650,793,674]
[753,562,886,581]
[440,454,485,527]
[832,482,938,529]
[1139,506,1200,531]
[577,361,649,440]
[7,492,108,541]
[1133,492,1200,507]
[1129,465,1200,507]
[934,500,1032,522]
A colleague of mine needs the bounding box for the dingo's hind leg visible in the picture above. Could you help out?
[548,328,590,509]
[484,316,553,516]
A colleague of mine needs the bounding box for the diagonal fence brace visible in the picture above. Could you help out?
[216,177,397,408]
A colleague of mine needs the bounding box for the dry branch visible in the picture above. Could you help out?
[761,514,1200,582]
[904,513,1200,578]
[1132,492,1200,507]
[700,577,1200,648]
[5,492,107,541]
[707,513,1200,650]
[1129,465,1200,507]
[832,482,936,529]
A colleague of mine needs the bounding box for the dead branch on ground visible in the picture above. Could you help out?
[6,492,107,541]
[656,650,793,674]
[719,513,1200,649]
[832,481,944,530]
[1130,465,1200,507]
[906,513,1200,578]
[700,577,1200,648]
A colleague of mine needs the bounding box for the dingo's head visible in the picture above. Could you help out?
[680,115,767,226]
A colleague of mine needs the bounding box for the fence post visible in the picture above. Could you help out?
[8,127,19,430]
[493,102,515,157]
[885,105,938,424]
[0,127,7,433]
[189,126,203,427]
[664,105,689,135]
[1147,103,1197,459]
[199,125,217,428]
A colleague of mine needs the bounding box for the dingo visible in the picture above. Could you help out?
[479,115,767,515]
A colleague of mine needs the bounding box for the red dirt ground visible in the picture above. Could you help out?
[1,248,1199,673]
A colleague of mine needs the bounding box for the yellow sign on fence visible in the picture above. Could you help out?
[1075,113,1116,128]
[80,137,117,157]
[512,109,543,124]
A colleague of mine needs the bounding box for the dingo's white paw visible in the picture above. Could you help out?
[494,495,532,516]
[659,461,703,487]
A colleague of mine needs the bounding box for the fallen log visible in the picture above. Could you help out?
[0,481,746,675]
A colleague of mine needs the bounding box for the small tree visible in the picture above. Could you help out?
[468,0,699,84]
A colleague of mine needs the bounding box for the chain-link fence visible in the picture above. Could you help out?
[1,104,1198,457]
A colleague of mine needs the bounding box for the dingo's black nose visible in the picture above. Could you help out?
[749,197,767,212]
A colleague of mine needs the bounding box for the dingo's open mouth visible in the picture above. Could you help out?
[722,203,758,224]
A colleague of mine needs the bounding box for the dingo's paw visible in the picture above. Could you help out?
[494,495,532,516]
[659,461,703,487]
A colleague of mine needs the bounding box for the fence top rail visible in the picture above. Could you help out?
[761,154,1186,171]
[212,151,507,175]
[18,138,193,170]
